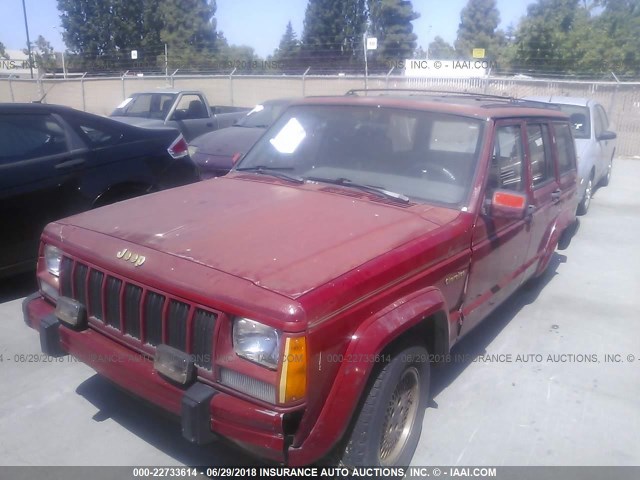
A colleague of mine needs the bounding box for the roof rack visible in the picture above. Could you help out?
[344,88,514,101]
[343,88,562,110]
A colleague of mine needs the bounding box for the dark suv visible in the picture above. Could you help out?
[23,92,578,466]
[0,103,199,279]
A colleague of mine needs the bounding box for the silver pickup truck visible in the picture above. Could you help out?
[110,90,250,142]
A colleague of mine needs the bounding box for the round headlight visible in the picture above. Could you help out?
[233,317,281,369]
[44,245,63,277]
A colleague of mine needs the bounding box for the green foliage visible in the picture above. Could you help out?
[23,36,57,73]
[158,0,218,69]
[428,36,456,59]
[272,21,302,72]
[368,0,420,67]
[57,0,218,71]
[301,0,367,70]
[0,41,7,59]
[455,0,504,59]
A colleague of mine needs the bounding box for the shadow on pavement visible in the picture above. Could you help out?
[0,272,37,304]
[430,251,567,400]
[76,375,265,467]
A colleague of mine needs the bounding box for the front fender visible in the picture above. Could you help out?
[287,287,449,465]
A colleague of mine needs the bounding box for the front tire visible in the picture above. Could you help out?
[340,344,430,467]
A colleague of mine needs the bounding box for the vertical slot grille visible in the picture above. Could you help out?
[60,257,74,297]
[88,270,104,320]
[105,276,122,329]
[124,284,142,339]
[167,300,189,350]
[144,292,165,346]
[191,309,216,370]
[73,263,89,306]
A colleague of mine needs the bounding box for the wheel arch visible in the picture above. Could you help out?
[287,287,450,465]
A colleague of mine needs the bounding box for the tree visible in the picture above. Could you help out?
[428,36,456,59]
[454,0,504,59]
[301,0,367,71]
[594,0,640,76]
[274,22,300,60]
[272,21,301,72]
[367,0,420,68]
[514,0,584,74]
[24,36,57,73]
[158,0,218,69]
[0,41,7,59]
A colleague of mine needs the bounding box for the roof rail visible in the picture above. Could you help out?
[344,88,563,110]
[344,88,514,101]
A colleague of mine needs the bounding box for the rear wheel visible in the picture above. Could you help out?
[340,344,430,467]
[577,175,593,215]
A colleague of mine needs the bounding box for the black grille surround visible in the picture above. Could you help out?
[58,256,218,374]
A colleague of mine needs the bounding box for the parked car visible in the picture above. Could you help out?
[523,96,616,214]
[0,102,199,279]
[189,98,293,179]
[24,93,578,466]
[110,90,250,142]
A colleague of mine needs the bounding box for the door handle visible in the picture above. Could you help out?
[206,122,213,127]
[55,158,86,169]
[551,189,561,203]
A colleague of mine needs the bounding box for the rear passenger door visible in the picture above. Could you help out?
[551,122,579,224]
[522,122,560,278]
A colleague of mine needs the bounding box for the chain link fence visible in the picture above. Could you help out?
[1,73,639,156]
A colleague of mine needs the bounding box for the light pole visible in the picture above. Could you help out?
[22,0,34,78]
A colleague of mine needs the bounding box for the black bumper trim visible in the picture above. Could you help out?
[39,314,67,357]
[22,291,42,327]
[181,382,218,445]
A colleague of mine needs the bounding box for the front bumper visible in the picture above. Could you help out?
[23,294,288,463]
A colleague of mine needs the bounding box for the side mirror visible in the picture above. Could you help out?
[489,190,528,219]
[597,130,616,141]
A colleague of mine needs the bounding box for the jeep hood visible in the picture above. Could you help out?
[58,176,454,298]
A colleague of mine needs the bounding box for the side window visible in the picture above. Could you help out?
[554,123,576,175]
[174,94,208,120]
[0,113,68,163]
[489,125,524,191]
[527,124,554,187]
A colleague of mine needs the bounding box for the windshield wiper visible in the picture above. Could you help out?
[235,165,304,184]
[305,176,410,203]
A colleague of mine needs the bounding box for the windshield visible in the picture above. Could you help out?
[556,104,591,139]
[237,102,289,128]
[237,105,485,207]
[111,93,177,119]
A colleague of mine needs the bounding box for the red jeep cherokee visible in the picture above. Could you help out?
[23,92,578,466]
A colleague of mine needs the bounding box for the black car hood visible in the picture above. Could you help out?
[191,126,266,156]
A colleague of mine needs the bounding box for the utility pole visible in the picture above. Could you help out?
[22,0,34,78]
[363,33,368,90]
[164,44,168,79]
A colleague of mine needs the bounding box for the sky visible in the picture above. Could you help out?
[2,0,531,58]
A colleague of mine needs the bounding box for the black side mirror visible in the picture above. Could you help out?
[597,130,616,141]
